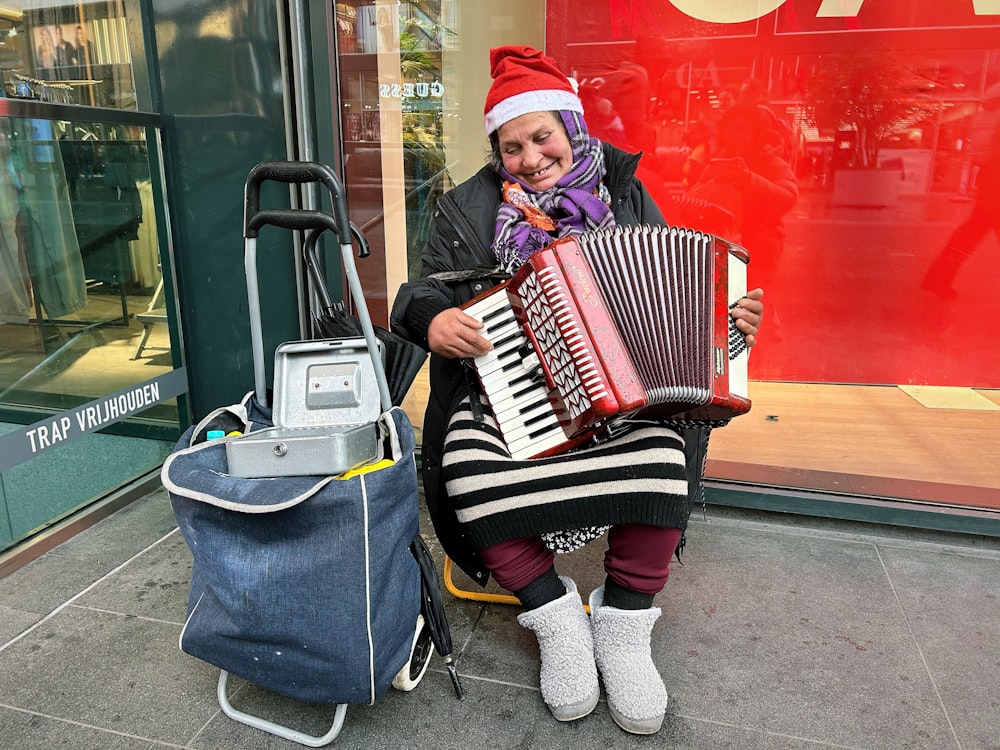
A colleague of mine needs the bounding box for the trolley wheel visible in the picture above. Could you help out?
[392,614,433,691]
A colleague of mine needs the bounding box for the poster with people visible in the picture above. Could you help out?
[33,22,100,82]
[34,26,60,78]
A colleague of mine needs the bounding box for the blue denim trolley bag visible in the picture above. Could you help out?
[161,162,453,747]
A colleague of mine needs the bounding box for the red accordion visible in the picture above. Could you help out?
[461,225,751,460]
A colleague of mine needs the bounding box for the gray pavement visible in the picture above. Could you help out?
[1,487,999,749]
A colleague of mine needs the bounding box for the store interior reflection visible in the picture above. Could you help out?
[0,117,176,425]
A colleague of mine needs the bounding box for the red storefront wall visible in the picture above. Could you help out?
[546,1,1000,387]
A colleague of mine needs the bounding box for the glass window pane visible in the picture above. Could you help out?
[335,2,1000,515]
[1,116,178,426]
[2,0,148,110]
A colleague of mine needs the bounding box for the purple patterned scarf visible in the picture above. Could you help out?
[491,111,616,271]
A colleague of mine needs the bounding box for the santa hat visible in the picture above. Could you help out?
[484,45,583,135]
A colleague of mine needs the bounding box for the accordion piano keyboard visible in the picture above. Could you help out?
[464,290,572,459]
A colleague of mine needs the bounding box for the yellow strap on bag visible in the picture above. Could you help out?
[335,458,396,480]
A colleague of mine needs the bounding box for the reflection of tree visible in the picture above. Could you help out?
[396,14,454,275]
[804,50,934,169]
[398,15,452,76]
[399,26,432,79]
[402,117,452,277]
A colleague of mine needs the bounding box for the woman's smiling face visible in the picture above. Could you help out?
[497,111,573,191]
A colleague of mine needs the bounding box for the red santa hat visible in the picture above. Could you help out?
[483,45,583,135]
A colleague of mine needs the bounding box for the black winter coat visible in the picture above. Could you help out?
[390,143,708,586]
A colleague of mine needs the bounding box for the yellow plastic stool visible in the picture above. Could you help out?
[442,556,589,612]
[442,555,520,606]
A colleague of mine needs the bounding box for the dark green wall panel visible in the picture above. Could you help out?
[153,0,297,419]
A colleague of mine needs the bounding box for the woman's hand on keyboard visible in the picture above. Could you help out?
[428,308,494,359]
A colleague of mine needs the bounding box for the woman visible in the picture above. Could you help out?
[36,27,59,76]
[390,46,763,735]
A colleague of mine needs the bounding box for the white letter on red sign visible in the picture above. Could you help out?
[669,0,788,24]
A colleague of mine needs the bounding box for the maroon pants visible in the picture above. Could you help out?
[478,525,683,595]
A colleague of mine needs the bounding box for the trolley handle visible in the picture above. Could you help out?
[244,161,352,246]
[246,211,371,259]
[242,160,387,410]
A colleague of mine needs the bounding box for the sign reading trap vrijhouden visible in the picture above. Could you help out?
[0,368,188,473]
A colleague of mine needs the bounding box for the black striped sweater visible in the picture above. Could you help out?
[441,400,693,551]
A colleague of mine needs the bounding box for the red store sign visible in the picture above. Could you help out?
[561,0,1000,42]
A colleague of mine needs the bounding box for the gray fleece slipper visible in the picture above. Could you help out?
[589,585,668,734]
[517,577,600,721]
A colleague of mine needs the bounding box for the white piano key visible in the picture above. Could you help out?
[464,290,509,317]
[506,425,569,460]
[479,362,540,393]
[475,340,527,376]
[490,389,551,422]
[501,414,563,446]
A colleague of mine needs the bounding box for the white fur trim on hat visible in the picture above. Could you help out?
[484,89,584,135]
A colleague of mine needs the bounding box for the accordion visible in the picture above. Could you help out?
[461,224,751,460]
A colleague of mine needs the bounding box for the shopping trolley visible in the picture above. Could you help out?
[163,161,459,747]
